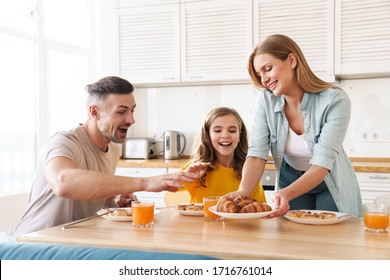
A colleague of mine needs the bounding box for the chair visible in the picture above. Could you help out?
[164,190,191,206]
[0,192,29,242]
[374,194,390,206]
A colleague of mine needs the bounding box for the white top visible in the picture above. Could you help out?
[284,128,312,171]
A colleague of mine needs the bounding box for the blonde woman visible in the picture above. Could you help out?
[226,34,362,217]
[182,107,266,203]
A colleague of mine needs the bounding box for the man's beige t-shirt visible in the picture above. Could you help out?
[15,125,121,237]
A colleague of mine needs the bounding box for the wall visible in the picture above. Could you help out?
[341,77,390,158]
[128,77,390,158]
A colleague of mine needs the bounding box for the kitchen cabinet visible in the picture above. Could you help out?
[356,172,390,204]
[253,0,335,82]
[116,0,181,84]
[181,0,252,83]
[168,168,181,173]
[335,0,390,78]
[105,0,390,86]
[112,0,252,85]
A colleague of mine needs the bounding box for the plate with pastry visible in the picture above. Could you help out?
[97,208,160,222]
[208,196,275,219]
[97,208,133,222]
[176,203,204,216]
[284,210,351,225]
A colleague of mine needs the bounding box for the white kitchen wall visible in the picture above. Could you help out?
[128,77,390,158]
[340,77,390,158]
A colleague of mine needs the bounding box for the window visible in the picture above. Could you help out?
[0,0,97,196]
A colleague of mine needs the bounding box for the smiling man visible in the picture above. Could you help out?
[15,76,203,238]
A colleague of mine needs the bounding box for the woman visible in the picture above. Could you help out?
[182,107,266,203]
[227,34,362,217]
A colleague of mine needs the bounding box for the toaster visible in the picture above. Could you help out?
[123,138,157,159]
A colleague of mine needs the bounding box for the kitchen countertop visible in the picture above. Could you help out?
[117,157,390,173]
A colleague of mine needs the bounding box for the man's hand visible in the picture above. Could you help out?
[144,167,208,193]
[185,162,211,178]
[114,193,138,207]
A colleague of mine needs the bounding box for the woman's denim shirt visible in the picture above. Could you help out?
[248,88,362,217]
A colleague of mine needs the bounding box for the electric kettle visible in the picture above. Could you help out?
[163,130,186,159]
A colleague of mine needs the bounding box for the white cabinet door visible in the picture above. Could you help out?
[167,168,181,173]
[356,172,390,204]
[115,167,168,207]
[254,0,336,82]
[117,1,181,84]
[181,0,252,83]
[335,0,390,78]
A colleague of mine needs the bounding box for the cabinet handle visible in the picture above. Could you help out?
[188,75,203,79]
[368,175,389,180]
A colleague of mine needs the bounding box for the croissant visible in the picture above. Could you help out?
[240,201,272,213]
[233,196,251,204]
[216,196,271,213]
[216,197,240,213]
[236,198,256,209]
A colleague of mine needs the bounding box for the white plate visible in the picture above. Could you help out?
[209,205,276,219]
[97,208,160,222]
[176,209,204,216]
[284,210,350,225]
[175,203,204,216]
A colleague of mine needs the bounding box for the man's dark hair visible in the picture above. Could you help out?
[85,76,134,102]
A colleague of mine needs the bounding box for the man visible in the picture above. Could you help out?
[15,76,204,237]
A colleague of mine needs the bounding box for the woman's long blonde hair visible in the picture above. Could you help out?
[248,34,336,93]
[191,107,248,186]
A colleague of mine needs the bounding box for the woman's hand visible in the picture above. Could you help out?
[224,190,252,200]
[268,191,290,217]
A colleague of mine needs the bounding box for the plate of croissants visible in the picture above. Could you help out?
[209,196,275,219]
[284,210,350,225]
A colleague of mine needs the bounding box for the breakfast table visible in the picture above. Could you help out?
[16,208,390,260]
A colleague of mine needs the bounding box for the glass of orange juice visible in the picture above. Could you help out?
[363,204,389,233]
[131,201,155,228]
[203,196,223,222]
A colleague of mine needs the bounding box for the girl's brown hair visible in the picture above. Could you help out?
[191,107,248,187]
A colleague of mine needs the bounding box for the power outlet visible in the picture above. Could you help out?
[359,130,390,143]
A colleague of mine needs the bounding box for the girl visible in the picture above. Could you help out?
[182,107,266,203]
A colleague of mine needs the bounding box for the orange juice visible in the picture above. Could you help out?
[363,203,389,233]
[204,200,220,219]
[132,201,154,227]
[364,212,389,230]
[203,196,223,222]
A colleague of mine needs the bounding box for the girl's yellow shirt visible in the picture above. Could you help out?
[181,163,266,203]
